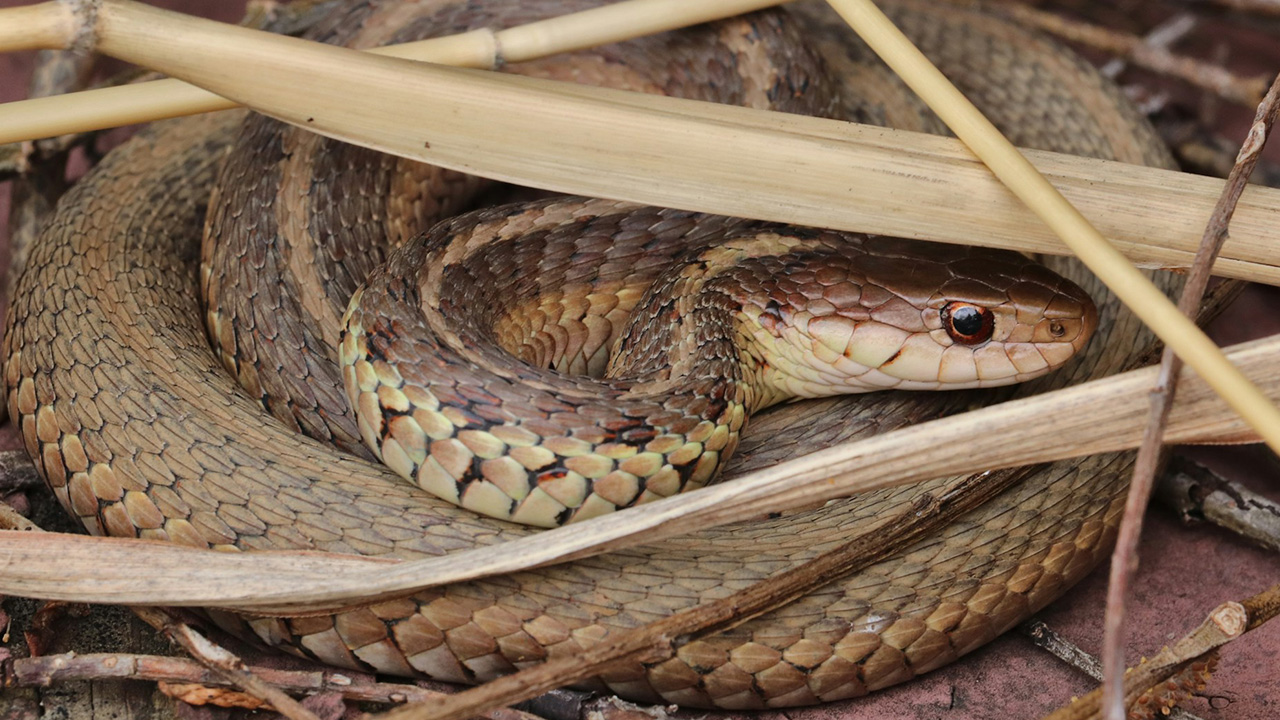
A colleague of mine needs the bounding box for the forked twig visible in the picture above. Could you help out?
[0,509,324,719]
[1043,583,1280,720]
[1100,70,1280,720]
[1021,621,1210,720]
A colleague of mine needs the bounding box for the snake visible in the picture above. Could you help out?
[4,0,1184,710]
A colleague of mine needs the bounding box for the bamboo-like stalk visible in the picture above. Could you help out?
[0,332,1274,613]
[6,4,1280,288]
[0,2,73,52]
[821,0,1280,454]
[0,0,788,139]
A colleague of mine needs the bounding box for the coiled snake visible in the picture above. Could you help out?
[5,0,1182,709]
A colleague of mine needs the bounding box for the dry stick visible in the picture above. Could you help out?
[0,0,789,141]
[0,502,38,532]
[988,2,1269,106]
[1100,70,1280,720]
[371,470,1029,720]
[5,652,451,707]
[1020,621,1210,720]
[0,506,324,720]
[128,609,324,720]
[820,0,1280,446]
[1157,458,1280,552]
[1042,582,1280,720]
[10,4,1280,293]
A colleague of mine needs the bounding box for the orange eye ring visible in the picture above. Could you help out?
[942,302,994,346]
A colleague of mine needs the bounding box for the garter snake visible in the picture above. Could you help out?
[5,0,1184,708]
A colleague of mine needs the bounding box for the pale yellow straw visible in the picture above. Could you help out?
[0,0,788,141]
[822,0,1280,455]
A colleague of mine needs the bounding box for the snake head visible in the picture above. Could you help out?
[738,233,1098,402]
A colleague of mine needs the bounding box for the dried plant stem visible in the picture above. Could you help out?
[1020,621,1209,720]
[822,0,1280,456]
[129,608,324,720]
[991,2,1268,106]
[0,2,74,52]
[1157,458,1280,552]
[0,502,38,532]
[374,471,1026,720]
[1100,70,1280,720]
[0,0,786,142]
[1,332,1279,614]
[1042,583,1280,720]
[7,4,1280,289]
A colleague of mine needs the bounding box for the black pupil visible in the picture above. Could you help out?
[952,306,985,336]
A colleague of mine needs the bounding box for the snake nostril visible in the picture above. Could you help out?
[1049,320,1066,338]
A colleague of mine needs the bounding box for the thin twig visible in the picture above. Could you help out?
[372,469,1030,720]
[0,502,38,533]
[976,1,1270,106]
[1020,621,1209,720]
[1100,70,1280,720]
[130,607,323,720]
[1,650,536,718]
[1044,583,1280,720]
[1157,457,1280,552]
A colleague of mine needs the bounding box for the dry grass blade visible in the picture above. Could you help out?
[0,333,1277,613]
[1101,70,1280,720]
[132,608,323,720]
[0,0,788,140]
[0,2,74,52]
[373,471,1025,720]
[7,3,1280,288]
[822,0,1280,454]
[6,0,1277,454]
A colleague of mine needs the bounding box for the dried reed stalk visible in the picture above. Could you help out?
[0,0,788,138]
[3,3,1280,289]
[2,0,1280,452]
[823,0,1280,454]
[0,332,1275,614]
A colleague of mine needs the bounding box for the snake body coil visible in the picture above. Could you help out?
[6,0,1182,708]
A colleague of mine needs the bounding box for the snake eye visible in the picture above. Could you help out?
[942,302,994,346]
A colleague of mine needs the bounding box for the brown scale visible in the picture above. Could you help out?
[6,0,1197,710]
[201,0,837,459]
[343,205,1093,526]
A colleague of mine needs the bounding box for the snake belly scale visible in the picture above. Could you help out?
[5,0,1181,710]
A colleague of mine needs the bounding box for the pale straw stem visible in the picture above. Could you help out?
[822,0,1280,455]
